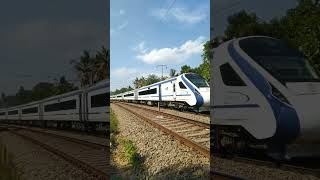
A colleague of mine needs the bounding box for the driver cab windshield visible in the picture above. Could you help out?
[239,37,320,83]
[185,74,209,88]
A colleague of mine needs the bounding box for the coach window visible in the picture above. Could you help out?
[0,112,5,116]
[91,92,109,108]
[179,82,187,89]
[124,93,134,97]
[8,110,18,115]
[220,63,246,86]
[22,107,38,114]
[60,100,77,110]
[138,88,157,95]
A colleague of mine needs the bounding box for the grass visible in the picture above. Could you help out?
[121,139,143,170]
[110,108,119,147]
[0,140,21,180]
[109,108,145,178]
[110,108,118,134]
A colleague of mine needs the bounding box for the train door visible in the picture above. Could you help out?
[173,81,176,101]
[79,94,82,122]
[39,103,43,120]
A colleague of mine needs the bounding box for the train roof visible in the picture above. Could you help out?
[112,73,201,96]
[0,79,109,111]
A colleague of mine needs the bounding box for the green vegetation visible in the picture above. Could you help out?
[0,141,21,180]
[0,77,78,108]
[215,0,320,75]
[110,86,134,96]
[121,139,142,170]
[71,46,109,87]
[110,109,118,134]
[133,74,163,89]
[110,108,119,148]
[0,47,109,108]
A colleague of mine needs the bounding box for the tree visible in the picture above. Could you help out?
[71,50,95,87]
[111,86,134,95]
[94,46,109,82]
[169,69,177,77]
[55,76,78,95]
[180,65,195,74]
[222,0,320,75]
[224,10,265,40]
[146,74,161,85]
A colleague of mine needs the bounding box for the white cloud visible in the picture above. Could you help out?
[119,9,126,15]
[133,41,148,53]
[152,7,207,24]
[136,36,206,65]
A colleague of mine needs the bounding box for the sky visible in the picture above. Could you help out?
[110,0,210,91]
[0,0,108,95]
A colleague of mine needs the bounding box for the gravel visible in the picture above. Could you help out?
[212,156,320,180]
[0,131,99,180]
[110,104,210,179]
[123,103,210,124]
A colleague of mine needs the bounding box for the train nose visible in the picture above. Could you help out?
[292,95,320,143]
[287,82,320,143]
[199,88,210,106]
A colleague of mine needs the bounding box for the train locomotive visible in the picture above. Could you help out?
[111,73,210,111]
[0,80,109,132]
[211,36,320,159]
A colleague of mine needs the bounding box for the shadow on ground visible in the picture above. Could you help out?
[110,162,209,180]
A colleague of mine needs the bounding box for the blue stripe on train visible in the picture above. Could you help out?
[227,41,300,144]
[181,75,204,107]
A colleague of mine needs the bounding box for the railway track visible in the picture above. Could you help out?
[111,100,210,119]
[234,156,320,178]
[7,126,109,179]
[211,171,247,180]
[114,102,210,158]
[212,154,320,178]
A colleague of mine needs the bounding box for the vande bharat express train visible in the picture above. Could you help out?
[0,80,109,131]
[111,73,210,111]
[212,36,320,159]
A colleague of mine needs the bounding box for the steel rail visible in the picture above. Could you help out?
[118,102,210,128]
[9,129,109,180]
[114,103,210,158]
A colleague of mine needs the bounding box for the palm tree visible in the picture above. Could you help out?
[94,46,110,82]
[169,69,177,77]
[71,50,95,87]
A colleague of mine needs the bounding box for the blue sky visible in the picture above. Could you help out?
[110,0,210,91]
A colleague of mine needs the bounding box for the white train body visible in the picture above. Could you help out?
[112,73,210,110]
[0,80,109,130]
[212,36,320,157]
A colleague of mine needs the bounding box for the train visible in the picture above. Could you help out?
[211,36,320,159]
[111,73,210,111]
[0,80,109,132]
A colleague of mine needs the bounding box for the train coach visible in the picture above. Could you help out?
[212,36,320,159]
[112,73,210,111]
[0,80,109,131]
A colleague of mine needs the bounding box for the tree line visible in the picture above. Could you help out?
[213,0,320,75]
[0,46,109,108]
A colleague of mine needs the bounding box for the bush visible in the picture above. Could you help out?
[110,108,118,134]
[121,139,141,169]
